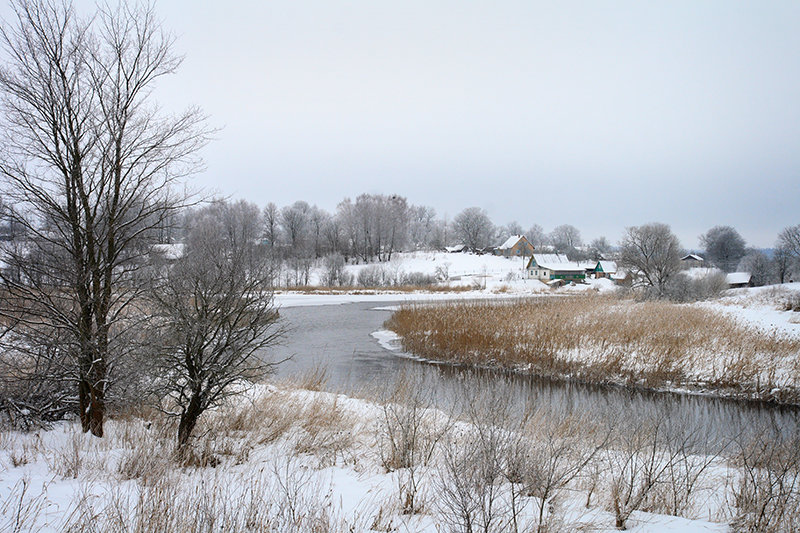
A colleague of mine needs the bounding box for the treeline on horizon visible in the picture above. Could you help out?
[2,192,799,286]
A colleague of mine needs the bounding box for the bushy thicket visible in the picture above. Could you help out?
[663,271,729,302]
[356,264,436,288]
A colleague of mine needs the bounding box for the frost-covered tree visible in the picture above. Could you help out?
[280,201,311,253]
[336,194,409,261]
[499,221,524,242]
[550,224,582,254]
[700,226,746,272]
[738,251,773,287]
[452,207,494,250]
[408,205,437,250]
[525,224,547,249]
[262,202,279,249]
[618,223,682,296]
[589,236,612,260]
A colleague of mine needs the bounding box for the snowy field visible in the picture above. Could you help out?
[1,382,742,533]
[3,255,800,532]
[278,251,617,308]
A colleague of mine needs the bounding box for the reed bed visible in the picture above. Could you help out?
[385,295,800,403]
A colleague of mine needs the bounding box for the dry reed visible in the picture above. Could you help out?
[385,295,800,403]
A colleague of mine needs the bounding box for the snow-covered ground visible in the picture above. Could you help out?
[0,383,736,532]
[703,283,800,336]
[277,251,617,307]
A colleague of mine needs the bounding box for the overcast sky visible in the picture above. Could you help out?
[3,1,800,248]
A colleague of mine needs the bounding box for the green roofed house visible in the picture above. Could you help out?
[526,254,586,282]
[593,260,617,279]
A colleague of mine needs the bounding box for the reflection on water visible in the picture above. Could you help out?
[264,301,800,447]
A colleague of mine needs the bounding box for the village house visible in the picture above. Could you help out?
[526,254,586,282]
[681,254,704,269]
[593,260,617,279]
[726,272,753,289]
[494,235,535,258]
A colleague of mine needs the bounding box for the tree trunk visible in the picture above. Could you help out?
[177,393,203,451]
[78,375,105,437]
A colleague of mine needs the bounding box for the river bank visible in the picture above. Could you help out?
[0,377,772,533]
[382,289,800,405]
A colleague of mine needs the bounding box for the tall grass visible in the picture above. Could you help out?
[5,375,800,531]
[385,295,800,403]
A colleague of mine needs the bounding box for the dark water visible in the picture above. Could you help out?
[266,301,800,447]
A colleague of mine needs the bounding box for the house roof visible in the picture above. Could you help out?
[681,254,704,262]
[726,272,752,285]
[536,262,586,273]
[527,254,567,268]
[574,261,597,270]
[445,244,467,253]
[497,235,526,250]
[595,261,617,273]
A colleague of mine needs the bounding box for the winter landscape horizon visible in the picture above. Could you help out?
[2,1,800,532]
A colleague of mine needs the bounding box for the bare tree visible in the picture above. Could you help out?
[618,223,682,297]
[335,193,408,262]
[777,225,800,282]
[777,224,800,258]
[500,221,524,241]
[321,216,343,257]
[308,205,330,258]
[550,224,582,255]
[0,1,207,436]
[148,200,282,452]
[773,245,793,284]
[280,200,311,253]
[452,207,494,251]
[589,236,612,260]
[700,226,746,272]
[262,202,279,249]
[525,224,547,249]
[738,251,773,287]
[408,205,437,250]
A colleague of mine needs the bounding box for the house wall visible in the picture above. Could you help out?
[499,239,535,257]
[552,271,585,281]
[527,267,551,280]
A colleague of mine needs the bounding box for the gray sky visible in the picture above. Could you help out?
[4,1,800,247]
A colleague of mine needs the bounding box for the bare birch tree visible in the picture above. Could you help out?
[0,0,207,436]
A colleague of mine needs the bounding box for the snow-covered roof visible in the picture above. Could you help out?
[152,243,184,260]
[536,262,586,273]
[681,254,704,262]
[596,261,617,273]
[726,272,752,285]
[497,235,525,250]
[528,254,567,267]
[445,244,467,253]
[574,261,597,270]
